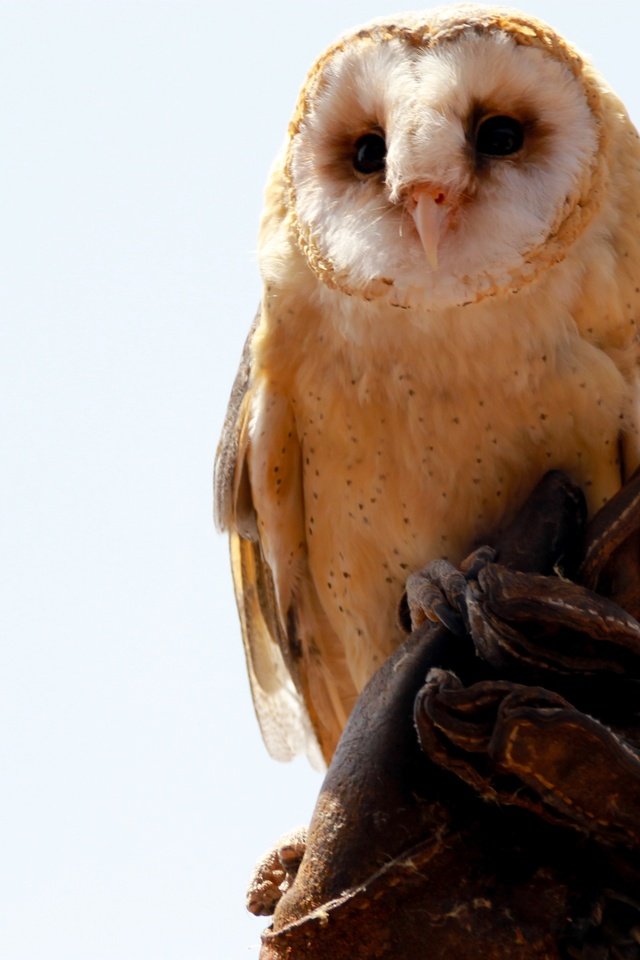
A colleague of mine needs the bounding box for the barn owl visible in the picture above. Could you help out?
[215,5,640,766]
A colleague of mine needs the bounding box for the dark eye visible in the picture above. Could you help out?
[475,115,524,157]
[353,133,387,174]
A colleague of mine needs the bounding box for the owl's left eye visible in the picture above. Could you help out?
[475,116,524,157]
[353,133,387,174]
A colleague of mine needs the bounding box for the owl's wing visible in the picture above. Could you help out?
[214,312,321,765]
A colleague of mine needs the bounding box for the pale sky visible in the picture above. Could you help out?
[2,2,639,958]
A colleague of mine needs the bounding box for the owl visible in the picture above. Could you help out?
[215,5,640,766]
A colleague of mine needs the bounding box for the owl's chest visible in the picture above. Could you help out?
[293,324,625,583]
[271,307,629,691]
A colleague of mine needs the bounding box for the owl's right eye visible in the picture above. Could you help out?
[353,133,387,175]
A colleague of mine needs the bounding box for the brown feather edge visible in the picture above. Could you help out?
[213,308,260,534]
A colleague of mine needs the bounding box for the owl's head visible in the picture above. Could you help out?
[283,7,611,310]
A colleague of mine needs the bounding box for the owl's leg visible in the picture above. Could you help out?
[246,827,308,917]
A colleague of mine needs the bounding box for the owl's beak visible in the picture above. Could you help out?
[407,185,450,270]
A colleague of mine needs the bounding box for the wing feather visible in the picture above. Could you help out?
[214,309,321,765]
[229,532,318,762]
[214,313,259,539]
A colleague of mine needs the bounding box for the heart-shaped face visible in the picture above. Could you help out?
[285,10,603,309]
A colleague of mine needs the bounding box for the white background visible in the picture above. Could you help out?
[2,2,638,958]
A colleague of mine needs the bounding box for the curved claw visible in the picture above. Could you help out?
[406,559,470,634]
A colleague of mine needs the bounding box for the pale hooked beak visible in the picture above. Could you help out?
[407,184,450,270]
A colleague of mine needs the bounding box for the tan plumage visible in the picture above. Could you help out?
[215,6,640,765]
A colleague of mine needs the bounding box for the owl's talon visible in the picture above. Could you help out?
[406,559,472,635]
[406,572,447,630]
[430,600,467,637]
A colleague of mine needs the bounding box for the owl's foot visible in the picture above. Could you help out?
[405,468,640,687]
[405,546,494,635]
[246,827,307,916]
